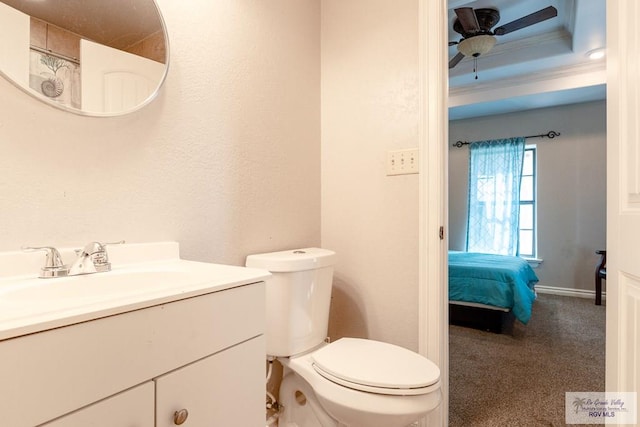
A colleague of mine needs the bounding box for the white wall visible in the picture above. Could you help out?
[321,0,420,351]
[0,1,321,265]
[449,100,607,291]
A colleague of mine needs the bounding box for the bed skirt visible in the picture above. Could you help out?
[449,301,516,334]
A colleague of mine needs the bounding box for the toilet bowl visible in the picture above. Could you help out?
[245,248,441,427]
[278,338,441,427]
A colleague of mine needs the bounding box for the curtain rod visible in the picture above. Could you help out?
[453,131,561,148]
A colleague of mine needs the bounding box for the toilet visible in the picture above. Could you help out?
[246,248,441,427]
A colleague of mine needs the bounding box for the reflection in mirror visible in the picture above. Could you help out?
[0,0,169,116]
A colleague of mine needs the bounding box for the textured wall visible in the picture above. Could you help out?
[0,0,321,266]
[321,0,420,351]
[449,100,607,291]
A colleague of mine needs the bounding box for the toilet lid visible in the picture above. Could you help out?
[311,338,440,396]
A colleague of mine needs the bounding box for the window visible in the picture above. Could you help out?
[518,145,537,257]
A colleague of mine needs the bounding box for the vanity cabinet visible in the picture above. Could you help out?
[155,336,264,427]
[0,280,265,427]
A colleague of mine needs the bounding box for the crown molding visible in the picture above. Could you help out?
[449,59,605,107]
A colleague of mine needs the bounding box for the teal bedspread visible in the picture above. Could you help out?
[448,251,539,324]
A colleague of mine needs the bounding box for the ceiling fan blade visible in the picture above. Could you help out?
[454,7,480,34]
[493,6,557,36]
[449,52,465,69]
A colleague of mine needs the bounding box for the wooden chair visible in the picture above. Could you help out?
[595,250,606,305]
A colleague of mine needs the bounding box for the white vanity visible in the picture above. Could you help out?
[0,242,269,427]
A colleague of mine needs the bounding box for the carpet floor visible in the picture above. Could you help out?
[449,293,606,427]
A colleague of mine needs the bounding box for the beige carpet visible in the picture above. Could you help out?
[449,293,606,427]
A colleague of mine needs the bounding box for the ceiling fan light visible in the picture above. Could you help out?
[457,35,497,57]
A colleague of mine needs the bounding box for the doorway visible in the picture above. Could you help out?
[416,2,624,427]
[446,102,607,426]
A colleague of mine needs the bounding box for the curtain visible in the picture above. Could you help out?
[466,137,526,256]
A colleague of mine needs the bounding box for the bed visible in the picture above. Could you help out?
[448,251,539,333]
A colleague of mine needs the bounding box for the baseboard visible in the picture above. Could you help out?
[535,285,605,301]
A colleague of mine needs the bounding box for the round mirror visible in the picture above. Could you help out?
[0,0,169,116]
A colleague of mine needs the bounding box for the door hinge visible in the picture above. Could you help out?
[439,226,445,240]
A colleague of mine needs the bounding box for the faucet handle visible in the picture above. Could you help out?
[98,240,125,265]
[22,246,69,278]
[77,240,125,256]
[75,240,125,273]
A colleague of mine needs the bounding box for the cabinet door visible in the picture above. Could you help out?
[41,382,154,427]
[155,335,264,427]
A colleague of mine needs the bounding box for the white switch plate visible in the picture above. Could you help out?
[387,148,419,175]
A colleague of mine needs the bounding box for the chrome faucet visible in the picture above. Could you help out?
[24,241,125,278]
[68,240,124,276]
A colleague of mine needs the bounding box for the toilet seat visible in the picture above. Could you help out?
[311,338,440,396]
[281,339,442,427]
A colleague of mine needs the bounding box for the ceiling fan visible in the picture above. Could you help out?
[449,5,558,72]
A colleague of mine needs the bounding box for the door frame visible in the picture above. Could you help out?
[418,0,449,425]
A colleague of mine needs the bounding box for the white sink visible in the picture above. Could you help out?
[1,270,186,301]
[0,242,270,340]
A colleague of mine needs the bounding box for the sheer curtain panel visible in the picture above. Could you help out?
[465,137,526,255]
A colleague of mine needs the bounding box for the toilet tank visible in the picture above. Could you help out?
[246,248,336,357]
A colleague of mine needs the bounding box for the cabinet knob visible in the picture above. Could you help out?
[173,409,189,425]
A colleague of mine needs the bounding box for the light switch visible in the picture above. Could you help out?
[387,148,419,175]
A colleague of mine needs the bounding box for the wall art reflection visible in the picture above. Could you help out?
[29,50,80,109]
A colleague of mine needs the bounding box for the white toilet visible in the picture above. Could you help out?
[246,248,441,427]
